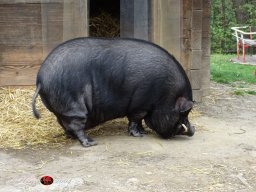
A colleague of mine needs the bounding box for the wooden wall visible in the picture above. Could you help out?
[201,0,211,97]
[0,0,88,86]
[0,0,211,101]
[0,3,43,86]
[182,0,211,101]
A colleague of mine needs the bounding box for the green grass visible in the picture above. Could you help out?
[211,54,256,84]
[233,90,256,96]
[246,90,256,95]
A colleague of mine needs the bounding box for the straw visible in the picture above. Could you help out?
[0,87,69,149]
[90,11,120,37]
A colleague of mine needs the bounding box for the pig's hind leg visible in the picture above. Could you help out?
[60,116,97,147]
[57,117,76,139]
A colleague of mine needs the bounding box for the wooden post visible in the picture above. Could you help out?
[201,0,211,96]
[41,2,64,58]
[151,0,182,61]
[120,0,134,38]
[134,0,150,40]
[120,0,150,40]
[63,0,88,41]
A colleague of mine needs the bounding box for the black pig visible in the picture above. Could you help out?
[32,37,195,147]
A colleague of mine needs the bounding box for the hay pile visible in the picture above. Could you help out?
[90,11,120,37]
[0,87,200,150]
[0,87,68,149]
[189,108,201,119]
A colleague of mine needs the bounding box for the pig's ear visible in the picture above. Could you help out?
[176,97,193,113]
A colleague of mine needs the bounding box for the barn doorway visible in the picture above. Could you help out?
[89,0,120,37]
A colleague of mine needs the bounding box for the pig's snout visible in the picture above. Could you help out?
[178,123,195,137]
[186,125,195,137]
[181,124,196,137]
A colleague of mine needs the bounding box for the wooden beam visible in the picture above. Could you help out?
[120,0,150,40]
[0,3,43,86]
[41,2,63,57]
[0,0,63,4]
[63,0,88,41]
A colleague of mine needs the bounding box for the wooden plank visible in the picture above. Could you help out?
[0,1,89,86]
[63,0,88,41]
[151,0,182,61]
[190,70,201,90]
[200,58,210,97]
[190,50,202,69]
[120,0,150,40]
[134,0,150,40]
[0,3,43,86]
[183,0,192,19]
[191,30,202,50]
[0,0,63,4]
[0,3,43,68]
[192,10,202,30]
[150,0,160,43]
[180,50,190,70]
[202,37,211,56]
[0,45,43,66]
[0,64,40,86]
[0,4,42,45]
[151,0,163,44]
[201,0,211,97]
[193,0,202,10]
[41,2,63,57]
[120,0,134,38]
[203,0,211,17]
[181,0,191,71]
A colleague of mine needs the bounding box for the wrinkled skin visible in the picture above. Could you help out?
[32,37,195,147]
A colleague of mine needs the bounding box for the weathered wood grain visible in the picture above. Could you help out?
[0,45,43,65]
[0,64,40,86]
[151,0,182,62]
[0,3,43,85]
[0,0,63,4]
[41,2,63,57]
[63,0,88,41]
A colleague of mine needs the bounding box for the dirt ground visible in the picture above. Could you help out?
[0,82,256,192]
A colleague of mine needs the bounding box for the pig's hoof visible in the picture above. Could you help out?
[128,128,144,137]
[128,122,146,137]
[81,138,98,147]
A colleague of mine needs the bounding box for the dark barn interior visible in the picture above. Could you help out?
[89,0,120,37]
